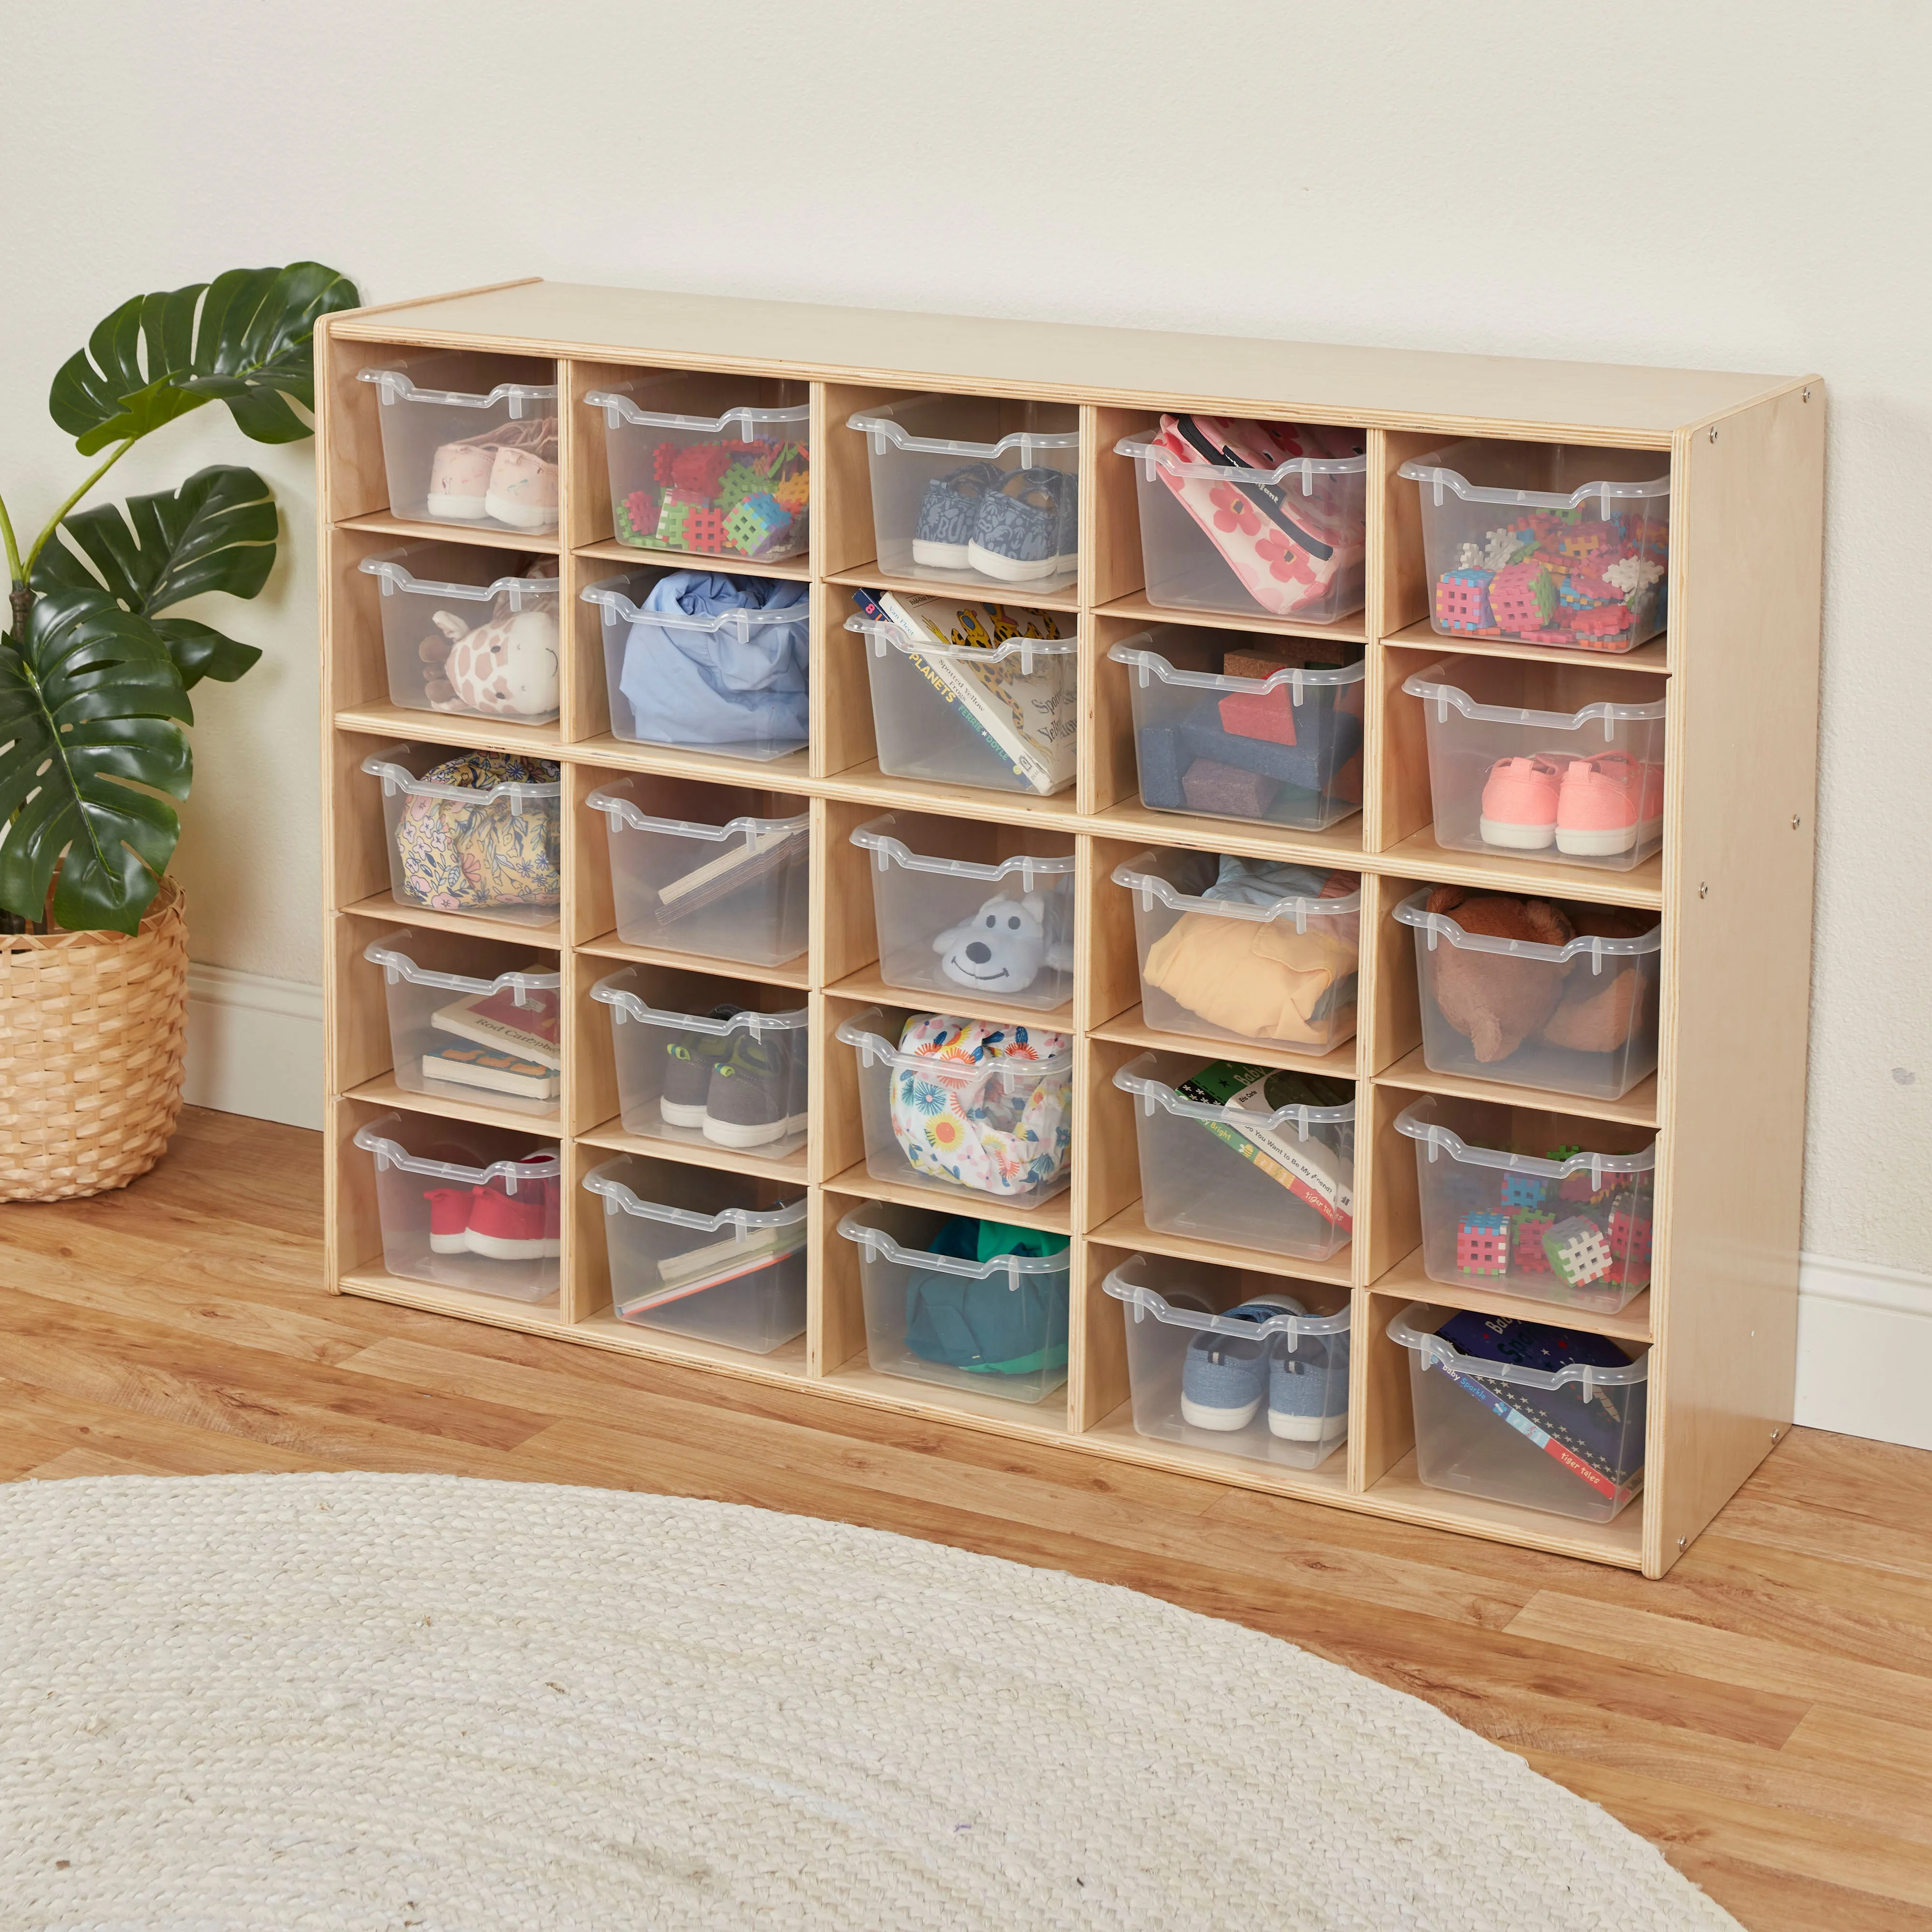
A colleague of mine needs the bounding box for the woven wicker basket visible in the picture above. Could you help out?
[0,878,189,1202]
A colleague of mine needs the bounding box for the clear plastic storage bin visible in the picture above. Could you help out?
[1402,658,1667,871]
[361,743,562,927]
[352,1110,560,1301]
[1399,441,1670,652]
[583,1156,807,1353]
[845,606,1077,796]
[590,966,809,1158]
[1112,1051,1353,1261]
[1102,1253,1350,1470]
[363,929,561,1118]
[585,777,810,967]
[1389,1302,1648,1522]
[1111,849,1361,1054]
[359,544,560,723]
[835,1199,1070,1405]
[1114,420,1367,623]
[1393,887,1662,1101]
[846,395,1080,595]
[584,374,810,562]
[1394,1094,1655,1314]
[358,353,558,533]
[834,1006,1073,1212]
[584,569,810,763]
[1108,629,1365,832]
[849,813,1077,1015]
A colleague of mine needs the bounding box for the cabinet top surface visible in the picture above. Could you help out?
[334,280,1805,442]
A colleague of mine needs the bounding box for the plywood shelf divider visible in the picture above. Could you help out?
[318,281,1822,1578]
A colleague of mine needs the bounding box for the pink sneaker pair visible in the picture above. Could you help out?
[1480,752,1664,857]
[428,416,559,531]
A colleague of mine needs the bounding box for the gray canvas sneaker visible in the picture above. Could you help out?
[704,1030,805,1150]
[966,466,1078,583]
[912,461,1008,569]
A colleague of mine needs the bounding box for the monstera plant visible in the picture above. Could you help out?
[0,261,359,936]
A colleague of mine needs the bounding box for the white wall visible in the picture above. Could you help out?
[1,0,1926,1299]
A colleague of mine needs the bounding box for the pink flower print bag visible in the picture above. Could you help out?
[1149,414,1367,619]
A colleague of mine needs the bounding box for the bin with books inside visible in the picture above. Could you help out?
[849,813,1077,1016]
[845,588,1077,797]
[834,1005,1073,1212]
[1101,1252,1351,1471]
[1388,1303,1649,1523]
[1111,849,1361,1055]
[1108,627,1365,832]
[585,774,810,969]
[351,1110,561,1303]
[583,1155,807,1354]
[362,929,562,1117]
[1111,1051,1353,1261]
[1394,1094,1655,1315]
[590,966,810,1160]
[835,1199,1071,1406]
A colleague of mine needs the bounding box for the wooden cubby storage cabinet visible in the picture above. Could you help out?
[316,280,1823,1577]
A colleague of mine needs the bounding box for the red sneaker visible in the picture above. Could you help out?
[465,1168,562,1260]
[423,1186,471,1255]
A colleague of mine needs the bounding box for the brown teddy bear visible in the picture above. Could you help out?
[1424,885,1574,1062]
[1541,902,1653,1054]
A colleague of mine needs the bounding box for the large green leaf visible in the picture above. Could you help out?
[49,262,359,455]
[31,467,274,687]
[0,587,194,933]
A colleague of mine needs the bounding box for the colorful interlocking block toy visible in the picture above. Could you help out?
[651,442,679,486]
[715,461,765,512]
[1543,1217,1614,1289]
[1455,1213,1511,1276]
[682,506,728,553]
[616,488,660,546]
[724,492,791,556]
[1435,568,1494,633]
[1609,1196,1653,1265]
[1511,1212,1555,1273]
[1488,560,1559,632]
[1502,1171,1548,1212]
[652,495,693,548]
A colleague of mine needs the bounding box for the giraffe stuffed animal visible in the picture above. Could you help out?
[426,605,561,719]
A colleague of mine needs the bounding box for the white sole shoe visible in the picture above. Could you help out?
[466,1230,562,1261]
[426,494,488,521]
[966,540,1059,583]
[1267,1408,1338,1442]
[1479,816,1557,849]
[428,1230,469,1255]
[703,1111,789,1150]
[1180,1392,1263,1432]
[1555,816,1658,857]
[911,538,971,570]
[485,491,558,532]
[659,1097,710,1130]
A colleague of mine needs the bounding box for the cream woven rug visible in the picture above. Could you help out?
[0,1473,1734,1931]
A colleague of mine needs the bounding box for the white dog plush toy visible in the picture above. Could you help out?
[934,892,1075,995]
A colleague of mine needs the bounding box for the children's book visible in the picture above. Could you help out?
[653,827,805,927]
[614,1224,807,1320]
[430,975,562,1069]
[1174,1062,1355,1231]
[422,1041,560,1102]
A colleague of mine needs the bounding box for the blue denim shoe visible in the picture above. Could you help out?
[1180,1295,1305,1432]
[1269,1320,1349,1441]
[912,461,1007,570]
[967,466,1078,583]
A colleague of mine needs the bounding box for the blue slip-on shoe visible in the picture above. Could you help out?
[1269,1321,1349,1441]
[912,461,1008,570]
[966,466,1078,584]
[1180,1295,1306,1432]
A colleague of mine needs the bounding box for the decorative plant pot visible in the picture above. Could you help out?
[0,878,190,1202]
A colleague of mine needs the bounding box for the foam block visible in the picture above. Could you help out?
[1178,697,1363,793]
[1180,758,1277,818]
[1136,724,1186,809]
[1218,685,1298,746]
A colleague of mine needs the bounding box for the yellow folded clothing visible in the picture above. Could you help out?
[1143,912,1357,1046]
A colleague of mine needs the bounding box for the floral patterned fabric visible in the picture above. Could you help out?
[887,1013,1072,1199]
[393,752,562,913]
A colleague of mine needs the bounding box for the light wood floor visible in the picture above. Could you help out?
[2,1108,1928,1932]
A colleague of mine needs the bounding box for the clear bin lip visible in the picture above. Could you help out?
[352,1112,559,1188]
[1109,634,1364,694]
[1396,447,1669,511]
[361,743,562,806]
[1101,1255,1350,1344]
[1402,662,1666,733]
[846,396,1079,461]
[357,367,556,411]
[589,968,806,1036]
[1111,851,1363,924]
[582,573,807,639]
[1392,887,1661,967]
[1387,1300,1648,1393]
[363,931,561,997]
[583,388,810,436]
[1113,430,1370,485]
[360,551,557,609]
[844,612,1078,666]
[834,1203,1069,1280]
[583,783,810,845]
[849,814,1077,887]
[1112,1051,1354,1133]
[1393,1094,1654,1179]
[835,1007,1072,1076]
[582,1156,808,1235]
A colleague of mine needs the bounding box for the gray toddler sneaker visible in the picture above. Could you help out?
[1269,1322,1350,1441]
[912,461,1007,569]
[966,466,1078,584]
[1179,1295,1305,1432]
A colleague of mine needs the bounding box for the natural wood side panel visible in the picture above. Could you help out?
[1648,383,1825,1577]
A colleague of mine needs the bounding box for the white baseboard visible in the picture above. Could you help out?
[1794,1253,1932,1451]
[182,963,324,1131]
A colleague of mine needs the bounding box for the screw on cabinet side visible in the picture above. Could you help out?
[1709,426,1719,442]
[1699,882,1709,898]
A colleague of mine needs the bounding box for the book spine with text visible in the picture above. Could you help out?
[1436,1365,1636,1505]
